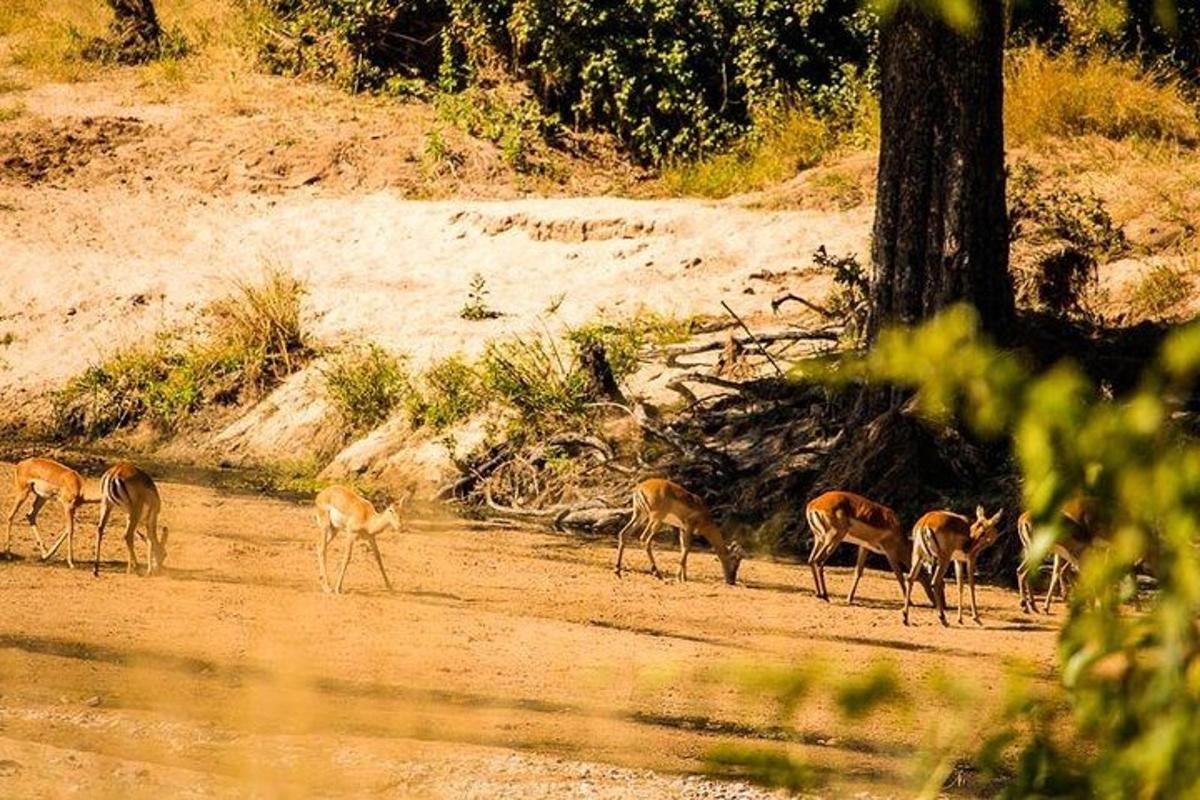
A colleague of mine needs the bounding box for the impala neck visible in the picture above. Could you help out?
[366,512,393,536]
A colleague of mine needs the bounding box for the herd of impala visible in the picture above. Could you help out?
[6,457,1106,625]
[613,478,1109,627]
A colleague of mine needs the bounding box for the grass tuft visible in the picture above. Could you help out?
[1129,264,1191,320]
[209,264,310,389]
[50,264,311,440]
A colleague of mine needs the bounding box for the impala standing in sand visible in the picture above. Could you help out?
[613,478,743,585]
[903,506,1005,626]
[93,461,169,577]
[805,490,936,606]
[1017,496,1109,614]
[6,457,95,568]
[314,485,405,594]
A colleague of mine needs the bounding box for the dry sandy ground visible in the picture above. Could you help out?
[0,463,1059,798]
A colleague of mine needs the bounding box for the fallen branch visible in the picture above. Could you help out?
[721,300,784,377]
[662,330,840,367]
[772,292,833,317]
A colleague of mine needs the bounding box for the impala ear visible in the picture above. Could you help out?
[975,505,986,521]
[990,509,1004,527]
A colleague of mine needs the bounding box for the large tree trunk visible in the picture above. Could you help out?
[867,0,1014,343]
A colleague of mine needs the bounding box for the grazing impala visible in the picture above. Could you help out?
[6,457,96,568]
[614,478,743,585]
[314,485,405,594]
[903,506,1005,626]
[1017,497,1109,614]
[93,462,168,577]
[805,491,937,605]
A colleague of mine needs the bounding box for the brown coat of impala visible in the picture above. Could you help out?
[1017,496,1109,614]
[805,490,937,606]
[314,485,404,594]
[903,507,1004,626]
[93,461,169,577]
[613,479,743,585]
[6,457,96,568]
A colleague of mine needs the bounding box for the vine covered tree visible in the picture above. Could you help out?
[867,0,1015,342]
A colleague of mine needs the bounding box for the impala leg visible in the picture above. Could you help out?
[676,527,693,583]
[317,529,335,593]
[1043,553,1063,613]
[954,560,965,625]
[43,502,74,563]
[5,487,31,555]
[122,512,141,576]
[968,558,981,625]
[143,508,161,575]
[614,510,640,577]
[846,546,869,605]
[902,556,922,626]
[807,532,828,600]
[1016,555,1031,613]
[367,537,392,591]
[817,532,848,602]
[334,534,356,594]
[931,560,951,627]
[26,494,49,557]
[641,518,663,579]
[93,502,113,577]
[46,500,77,567]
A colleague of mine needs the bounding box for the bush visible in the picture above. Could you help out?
[51,265,311,439]
[256,0,876,163]
[1006,47,1200,146]
[323,344,410,433]
[51,336,245,438]
[1010,161,1126,321]
[479,334,587,418]
[406,355,484,430]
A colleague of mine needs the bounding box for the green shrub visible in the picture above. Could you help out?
[256,0,876,163]
[51,336,245,438]
[323,344,411,433]
[820,306,1200,796]
[459,273,500,320]
[406,355,484,430]
[479,334,587,418]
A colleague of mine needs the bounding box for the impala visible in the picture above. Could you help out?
[93,461,168,577]
[903,506,1005,626]
[1017,497,1109,614]
[805,490,937,606]
[613,478,743,585]
[6,457,96,568]
[314,485,405,594]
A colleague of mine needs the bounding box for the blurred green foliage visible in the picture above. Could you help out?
[790,305,1200,796]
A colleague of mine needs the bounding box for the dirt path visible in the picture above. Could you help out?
[0,464,1058,798]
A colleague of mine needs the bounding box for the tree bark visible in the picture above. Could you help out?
[867,0,1014,343]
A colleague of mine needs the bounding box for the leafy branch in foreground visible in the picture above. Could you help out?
[792,305,1200,797]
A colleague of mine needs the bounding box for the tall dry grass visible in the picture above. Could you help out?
[1006,47,1200,146]
[661,89,879,199]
